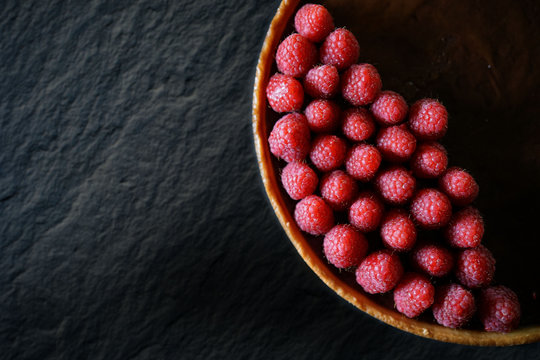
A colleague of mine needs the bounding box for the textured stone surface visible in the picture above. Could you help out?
[0,0,538,358]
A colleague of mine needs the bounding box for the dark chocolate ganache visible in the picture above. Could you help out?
[268,0,540,327]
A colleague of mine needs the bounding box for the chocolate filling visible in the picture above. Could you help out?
[267,0,540,327]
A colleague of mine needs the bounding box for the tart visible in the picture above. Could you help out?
[253,0,540,345]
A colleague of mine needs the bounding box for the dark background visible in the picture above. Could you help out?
[0,0,538,358]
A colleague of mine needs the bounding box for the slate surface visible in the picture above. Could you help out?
[0,0,538,359]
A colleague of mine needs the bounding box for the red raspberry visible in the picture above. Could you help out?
[370,91,408,126]
[281,161,318,200]
[376,125,417,163]
[341,64,382,106]
[275,34,317,78]
[345,144,382,182]
[375,166,416,205]
[432,284,476,328]
[323,225,368,268]
[393,273,434,318]
[410,188,452,229]
[380,209,417,252]
[411,142,448,179]
[479,286,521,332]
[356,250,403,294]
[349,191,384,232]
[303,65,340,99]
[320,170,358,211]
[412,243,454,277]
[341,107,376,142]
[309,135,347,172]
[408,98,448,140]
[294,4,334,43]
[439,167,479,206]
[266,73,304,113]
[445,207,484,248]
[455,245,495,289]
[305,99,340,133]
[268,113,310,162]
[320,28,360,70]
[294,195,334,235]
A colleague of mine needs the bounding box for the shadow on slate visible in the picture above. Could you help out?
[0,0,538,359]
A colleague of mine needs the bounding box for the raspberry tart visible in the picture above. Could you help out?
[253,0,540,345]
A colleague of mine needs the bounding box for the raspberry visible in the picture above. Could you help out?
[408,98,448,140]
[303,65,340,99]
[281,161,318,200]
[432,284,475,328]
[268,113,310,162]
[455,245,495,289]
[356,250,403,294]
[376,125,417,163]
[305,99,340,133]
[341,64,382,106]
[275,34,317,78]
[323,225,368,268]
[370,91,408,126]
[294,195,334,235]
[410,188,452,229]
[393,273,435,318]
[266,73,304,113]
[375,166,416,205]
[320,170,358,211]
[412,243,454,277]
[341,107,376,142]
[294,4,334,43]
[439,167,479,206]
[479,286,521,332]
[445,207,484,248]
[411,142,448,179]
[349,191,384,232]
[409,99,448,140]
[345,144,382,181]
[380,209,417,252]
[320,28,360,70]
[309,135,347,172]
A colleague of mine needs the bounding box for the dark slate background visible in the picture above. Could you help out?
[0,0,538,358]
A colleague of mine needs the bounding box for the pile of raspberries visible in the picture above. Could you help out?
[266,3,520,332]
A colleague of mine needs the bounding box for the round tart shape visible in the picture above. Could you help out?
[253,0,540,346]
